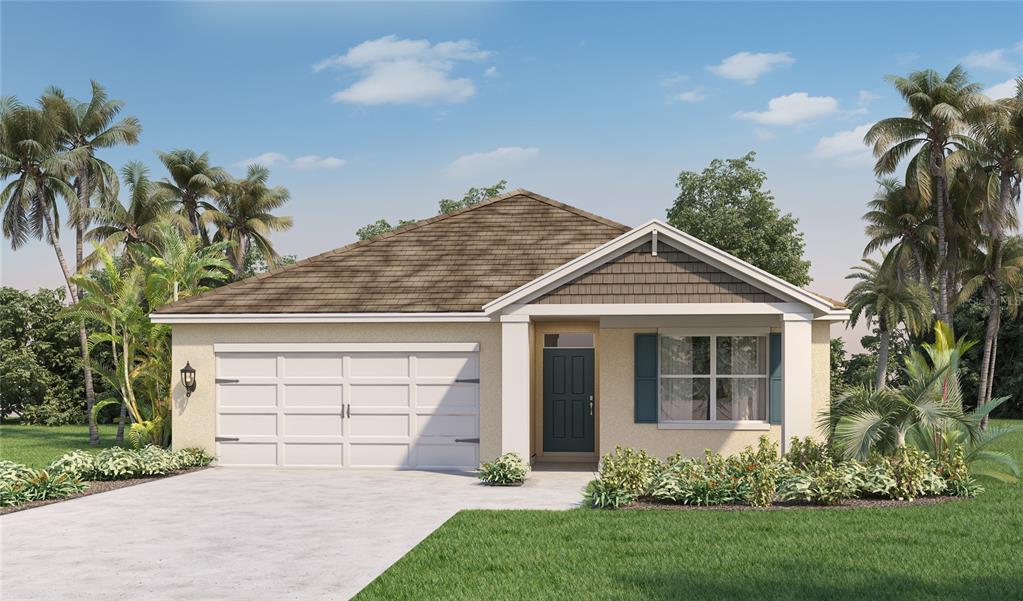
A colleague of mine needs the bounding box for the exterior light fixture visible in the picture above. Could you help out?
[180,362,197,397]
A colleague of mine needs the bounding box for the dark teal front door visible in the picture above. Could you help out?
[543,348,595,453]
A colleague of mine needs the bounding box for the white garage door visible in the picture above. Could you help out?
[213,343,480,469]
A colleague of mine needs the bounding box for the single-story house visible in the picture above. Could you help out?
[153,190,849,470]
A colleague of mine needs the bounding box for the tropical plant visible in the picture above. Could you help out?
[477,452,529,485]
[865,66,988,327]
[862,178,936,304]
[206,164,293,279]
[156,149,228,241]
[138,221,232,305]
[845,257,932,387]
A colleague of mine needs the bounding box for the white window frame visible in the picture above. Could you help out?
[656,331,771,431]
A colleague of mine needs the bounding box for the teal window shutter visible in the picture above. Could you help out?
[769,332,783,424]
[634,333,658,423]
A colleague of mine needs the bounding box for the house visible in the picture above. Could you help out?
[152,190,849,469]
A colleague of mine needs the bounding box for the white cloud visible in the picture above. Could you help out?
[706,51,794,84]
[235,152,288,168]
[962,43,1022,73]
[235,153,346,171]
[734,93,839,126]
[984,78,1019,99]
[314,35,490,105]
[812,123,873,166]
[672,86,706,102]
[753,128,776,141]
[857,90,880,105]
[484,66,499,78]
[444,146,539,179]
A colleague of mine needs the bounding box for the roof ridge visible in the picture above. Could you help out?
[156,190,629,313]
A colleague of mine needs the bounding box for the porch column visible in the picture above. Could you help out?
[500,315,531,458]
[782,313,813,451]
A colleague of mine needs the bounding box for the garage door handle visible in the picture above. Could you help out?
[216,378,239,384]
[455,438,479,444]
[455,378,479,384]
[215,436,239,442]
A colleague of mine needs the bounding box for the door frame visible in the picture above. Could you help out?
[531,321,600,462]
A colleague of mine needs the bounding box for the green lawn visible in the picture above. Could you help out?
[0,421,125,468]
[356,420,1023,601]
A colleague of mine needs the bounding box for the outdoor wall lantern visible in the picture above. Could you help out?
[180,362,197,397]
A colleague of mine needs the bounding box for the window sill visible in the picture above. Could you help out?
[657,421,773,431]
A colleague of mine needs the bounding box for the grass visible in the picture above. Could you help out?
[356,419,1023,601]
[0,421,125,468]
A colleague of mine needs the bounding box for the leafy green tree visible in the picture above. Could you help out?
[206,165,293,279]
[156,149,228,242]
[863,178,936,305]
[845,258,932,388]
[356,181,507,240]
[666,152,811,285]
[865,66,986,327]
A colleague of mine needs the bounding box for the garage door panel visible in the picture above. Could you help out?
[349,443,410,467]
[349,354,409,378]
[220,385,277,408]
[350,414,409,437]
[416,444,477,469]
[218,442,277,466]
[283,384,343,408]
[349,384,409,407]
[417,354,478,379]
[283,443,343,467]
[219,413,277,436]
[417,384,477,409]
[219,353,278,377]
[282,353,342,377]
[284,413,343,437]
[417,414,477,438]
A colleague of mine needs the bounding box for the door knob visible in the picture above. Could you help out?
[589,400,594,416]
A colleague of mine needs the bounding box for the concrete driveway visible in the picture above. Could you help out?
[1,467,591,601]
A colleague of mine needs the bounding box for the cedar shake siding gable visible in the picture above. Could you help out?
[155,191,629,314]
[534,241,783,304]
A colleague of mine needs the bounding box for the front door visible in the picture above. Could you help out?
[543,348,595,453]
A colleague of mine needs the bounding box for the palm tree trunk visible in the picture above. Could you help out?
[983,304,1001,428]
[42,205,99,445]
[876,319,890,389]
[976,284,998,409]
[911,245,937,310]
[932,149,951,328]
[75,168,101,446]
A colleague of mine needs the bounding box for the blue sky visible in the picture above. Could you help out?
[2,1,1021,347]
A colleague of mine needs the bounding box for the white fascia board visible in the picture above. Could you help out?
[150,312,494,324]
[214,342,480,353]
[483,220,837,315]
[508,302,810,316]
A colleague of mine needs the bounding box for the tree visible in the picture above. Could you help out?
[206,164,293,279]
[356,181,508,240]
[865,66,987,327]
[666,152,811,285]
[156,149,228,242]
[862,178,936,305]
[845,258,931,388]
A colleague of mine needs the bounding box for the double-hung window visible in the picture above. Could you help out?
[659,334,768,424]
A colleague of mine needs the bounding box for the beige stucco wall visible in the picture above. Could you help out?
[170,322,503,461]
[598,327,783,460]
[811,320,832,439]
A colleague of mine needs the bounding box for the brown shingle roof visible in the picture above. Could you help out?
[157,190,630,314]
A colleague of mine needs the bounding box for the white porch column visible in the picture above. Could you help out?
[782,313,813,451]
[500,315,531,458]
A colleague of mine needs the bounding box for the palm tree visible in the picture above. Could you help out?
[0,97,107,444]
[862,178,937,303]
[138,220,233,306]
[205,165,293,279]
[156,149,228,242]
[957,237,1023,409]
[845,257,932,388]
[865,66,987,327]
[86,161,184,263]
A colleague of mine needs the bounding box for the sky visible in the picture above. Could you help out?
[2,1,1021,350]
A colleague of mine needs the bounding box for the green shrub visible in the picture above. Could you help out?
[172,448,215,469]
[854,461,897,498]
[0,460,85,507]
[736,437,780,507]
[585,447,662,508]
[649,437,780,507]
[478,452,528,485]
[93,447,145,480]
[778,462,860,505]
[937,445,983,497]
[889,447,942,501]
[784,436,832,468]
[47,450,98,481]
[136,446,178,476]
[584,477,637,509]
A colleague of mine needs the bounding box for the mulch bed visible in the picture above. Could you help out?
[623,495,965,512]
[0,467,208,516]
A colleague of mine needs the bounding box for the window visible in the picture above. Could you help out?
[659,334,767,423]
[543,333,594,348]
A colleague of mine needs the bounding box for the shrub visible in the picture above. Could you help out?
[478,452,528,485]
[585,447,662,508]
[649,437,780,507]
[0,460,85,507]
[854,461,897,498]
[889,447,942,501]
[93,447,145,480]
[136,446,178,476]
[47,450,98,481]
[778,462,860,505]
[784,436,832,468]
[736,437,780,507]
[938,445,983,497]
[172,448,215,469]
[584,477,637,509]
